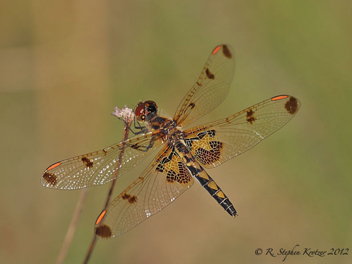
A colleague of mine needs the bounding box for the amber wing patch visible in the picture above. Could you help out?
[185,130,223,166]
[156,147,192,184]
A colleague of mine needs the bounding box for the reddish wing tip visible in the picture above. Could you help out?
[95,210,107,225]
[271,95,288,101]
[47,162,61,171]
[212,45,222,55]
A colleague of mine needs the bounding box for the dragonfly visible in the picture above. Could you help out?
[41,44,300,239]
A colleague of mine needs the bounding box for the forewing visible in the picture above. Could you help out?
[95,144,194,238]
[173,44,235,128]
[41,132,162,189]
[183,95,300,168]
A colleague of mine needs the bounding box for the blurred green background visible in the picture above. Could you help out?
[1,1,351,263]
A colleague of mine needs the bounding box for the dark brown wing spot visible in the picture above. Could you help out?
[82,157,93,168]
[196,81,202,86]
[205,68,215,80]
[196,141,223,165]
[131,143,141,150]
[285,96,299,115]
[128,196,137,203]
[103,149,107,156]
[246,109,256,124]
[189,102,195,109]
[95,224,112,238]
[43,172,57,186]
[122,193,138,204]
[222,45,232,58]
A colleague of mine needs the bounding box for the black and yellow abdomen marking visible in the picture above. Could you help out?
[187,164,237,217]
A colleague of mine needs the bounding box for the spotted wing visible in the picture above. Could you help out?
[95,144,194,238]
[173,44,236,128]
[183,95,301,168]
[41,132,162,190]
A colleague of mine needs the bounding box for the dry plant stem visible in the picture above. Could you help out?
[56,188,88,264]
[83,119,132,264]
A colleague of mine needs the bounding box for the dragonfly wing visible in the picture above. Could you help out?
[183,95,301,168]
[95,144,194,238]
[173,44,236,128]
[41,132,162,189]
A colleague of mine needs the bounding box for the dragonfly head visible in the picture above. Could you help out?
[135,100,158,122]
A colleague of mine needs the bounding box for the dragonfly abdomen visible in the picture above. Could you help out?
[185,160,237,217]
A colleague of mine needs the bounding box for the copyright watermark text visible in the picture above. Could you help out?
[254,244,349,261]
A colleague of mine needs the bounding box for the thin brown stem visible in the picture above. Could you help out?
[83,117,132,264]
[56,189,88,264]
